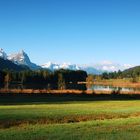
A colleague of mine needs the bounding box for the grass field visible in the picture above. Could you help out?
[1,95,140,140]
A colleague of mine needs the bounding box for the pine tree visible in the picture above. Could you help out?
[4,73,11,89]
[58,73,66,90]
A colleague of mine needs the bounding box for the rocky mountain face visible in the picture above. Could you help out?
[0,48,7,60]
[0,57,29,71]
[7,50,41,70]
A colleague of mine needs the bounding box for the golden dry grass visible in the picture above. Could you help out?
[1,88,140,95]
[94,78,140,88]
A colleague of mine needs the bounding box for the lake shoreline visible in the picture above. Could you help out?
[1,88,140,94]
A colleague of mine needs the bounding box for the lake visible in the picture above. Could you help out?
[89,85,135,92]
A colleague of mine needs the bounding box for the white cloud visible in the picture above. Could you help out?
[92,60,133,72]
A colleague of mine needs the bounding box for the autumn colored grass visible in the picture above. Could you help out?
[1,88,140,95]
[94,78,140,88]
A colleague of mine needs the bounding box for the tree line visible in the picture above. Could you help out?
[0,69,87,90]
[86,66,140,84]
[101,67,140,83]
[101,69,140,80]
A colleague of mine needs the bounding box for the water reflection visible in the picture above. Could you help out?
[89,85,134,92]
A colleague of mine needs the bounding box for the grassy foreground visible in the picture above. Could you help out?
[1,117,140,140]
[1,98,140,139]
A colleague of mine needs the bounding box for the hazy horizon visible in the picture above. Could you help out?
[1,0,140,65]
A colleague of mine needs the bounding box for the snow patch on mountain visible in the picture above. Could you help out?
[41,62,80,71]
[42,62,102,74]
[0,48,7,60]
[41,60,133,74]
[8,50,41,70]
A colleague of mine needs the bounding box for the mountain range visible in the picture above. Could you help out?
[0,48,133,74]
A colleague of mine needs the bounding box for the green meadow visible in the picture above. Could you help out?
[1,99,140,140]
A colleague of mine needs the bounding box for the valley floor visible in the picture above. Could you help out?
[0,96,140,140]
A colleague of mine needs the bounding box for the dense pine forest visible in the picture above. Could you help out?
[0,69,87,90]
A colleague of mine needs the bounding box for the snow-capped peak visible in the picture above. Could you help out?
[41,62,80,71]
[0,48,7,60]
[7,50,41,70]
[8,50,31,66]
[41,60,133,74]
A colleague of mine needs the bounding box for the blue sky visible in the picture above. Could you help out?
[0,0,140,65]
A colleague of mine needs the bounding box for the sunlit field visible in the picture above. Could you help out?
[1,99,140,140]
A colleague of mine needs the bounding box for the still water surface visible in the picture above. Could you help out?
[89,85,136,92]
